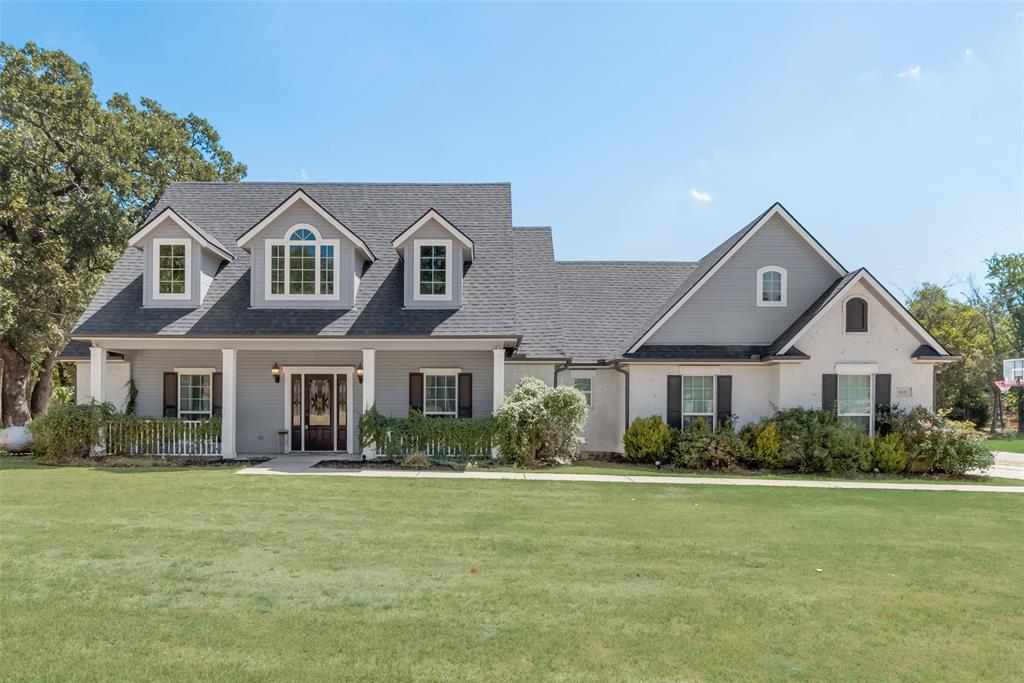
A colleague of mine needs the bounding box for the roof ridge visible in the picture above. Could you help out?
[166,181,512,187]
[557,260,697,265]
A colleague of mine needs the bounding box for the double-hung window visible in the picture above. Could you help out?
[413,239,452,301]
[153,238,191,300]
[178,372,212,420]
[573,377,593,407]
[266,225,339,299]
[837,374,872,434]
[423,373,458,417]
[682,375,715,429]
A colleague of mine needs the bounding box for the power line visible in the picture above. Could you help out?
[880,220,1023,275]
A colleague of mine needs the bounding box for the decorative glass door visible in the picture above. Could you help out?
[304,374,334,451]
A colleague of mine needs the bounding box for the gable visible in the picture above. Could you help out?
[644,213,842,346]
[392,209,474,261]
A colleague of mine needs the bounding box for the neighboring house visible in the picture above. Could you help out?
[61,183,957,457]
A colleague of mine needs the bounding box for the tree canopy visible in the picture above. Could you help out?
[0,42,246,425]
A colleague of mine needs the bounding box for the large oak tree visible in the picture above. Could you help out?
[0,42,246,426]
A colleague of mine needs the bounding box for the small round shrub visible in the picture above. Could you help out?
[495,377,588,467]
[623,416,677,463]
[740,421,784,469]
[892,408,994,475]
[860,433,908,474]
[673,419,713,468]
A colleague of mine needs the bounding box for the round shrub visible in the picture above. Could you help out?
[495,377,589,467]
[860,433,908,474]
[740,421,784,469]
[623,416,676,463]
[893,408,994,476]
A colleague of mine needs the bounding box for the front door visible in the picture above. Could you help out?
[304,374,334,451]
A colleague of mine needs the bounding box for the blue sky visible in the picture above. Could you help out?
[3,1,1022,299]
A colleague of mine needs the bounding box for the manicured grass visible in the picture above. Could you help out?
[989,437,1024,454]
[2,457,1022,681]
[489,461,1024,486]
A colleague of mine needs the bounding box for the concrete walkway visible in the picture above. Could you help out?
[238,455,1024,493]
[975,451,1024,480]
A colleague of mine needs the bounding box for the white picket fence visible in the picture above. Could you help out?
[104,419,222,456]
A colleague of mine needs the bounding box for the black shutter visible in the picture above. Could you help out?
[457,373,472,418]
[666,375,682,430]
[874,374,891,409]
[846,298,868,332]
[163,372,178,417]
[716,375,733,429]
[409,373,424,414]
[212,373,223,417]
[822,374,838,412]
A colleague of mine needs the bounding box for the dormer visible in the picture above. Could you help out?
[128,207,234,308]
[391,209,474,309]
[237,189,374,309]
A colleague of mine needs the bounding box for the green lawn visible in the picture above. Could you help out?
[2,458,1022,681]
[989,438,1024,454]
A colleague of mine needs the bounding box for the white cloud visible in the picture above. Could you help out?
[964,48,973,59]
[691,188,713,203]
[897,66,921,79]
[299,168,308,181]
[1016,10,1024,19]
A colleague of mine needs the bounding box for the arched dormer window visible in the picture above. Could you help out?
[266,224,340,299]
[845,297,868,332]
[756,266,787,307]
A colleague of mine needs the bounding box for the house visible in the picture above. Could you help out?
[60,182,958,457]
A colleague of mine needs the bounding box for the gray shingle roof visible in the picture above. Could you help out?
[73,182,516,338]
[511,228,563,358]
[556,260,697,363]
[622,344,808,361]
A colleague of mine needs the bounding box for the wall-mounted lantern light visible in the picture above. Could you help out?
[355,363,364,384]
[271,362,281,383]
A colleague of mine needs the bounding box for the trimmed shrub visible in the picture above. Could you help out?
[860,433,908,474]
[673,419,712,468]
[30,402,118,463]
[359,408,495,457]
[623,416,677,463]
[740,421,784,469]
[495,377,589,467]
[770,407,868,474]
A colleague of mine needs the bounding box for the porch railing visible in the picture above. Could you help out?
[104,418,222,456]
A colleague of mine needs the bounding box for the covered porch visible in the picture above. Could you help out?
[79,337,512,458]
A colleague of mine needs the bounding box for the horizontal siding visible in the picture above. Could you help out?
[375,350,492,418]
[647,215,840,345]
[126,350,223,417]
[236,350,364,455]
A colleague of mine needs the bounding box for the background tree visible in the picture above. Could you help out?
[0,42,245,426]
[986,253,1024,433]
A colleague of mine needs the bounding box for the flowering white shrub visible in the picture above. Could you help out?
[495,377,589,466]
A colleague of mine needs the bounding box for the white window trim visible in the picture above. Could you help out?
[264,224,341,301]
[152,238,192,300]
[177,370,213,420]
[836,373,874,436]
[572,377,593,407]
[843,295,869,335]
[756,266,787,307]
[422,369,459,417]
[412,238,453,302]
[681,375,716,429]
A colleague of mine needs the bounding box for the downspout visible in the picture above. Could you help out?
[553,361,570,387]
[613,362,630,436]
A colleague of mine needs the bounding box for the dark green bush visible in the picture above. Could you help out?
[623,416,677,463]
[769,407,868,473]
[30,402,117,462]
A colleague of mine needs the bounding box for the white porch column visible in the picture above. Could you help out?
[221,348,237,458]
[492,347,506,413]
[89,345,105,403]
[361,348,376,411]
